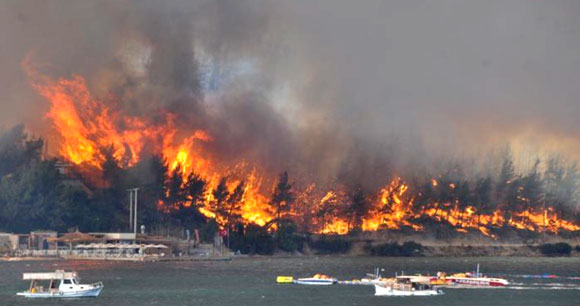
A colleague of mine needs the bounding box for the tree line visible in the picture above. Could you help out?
[0,125,295,244]
[0,125,579,242]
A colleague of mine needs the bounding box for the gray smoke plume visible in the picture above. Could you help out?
[1,0,580,190]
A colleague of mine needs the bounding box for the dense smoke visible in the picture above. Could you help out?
[2,0,580,191]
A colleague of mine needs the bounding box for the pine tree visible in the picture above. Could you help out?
[212,177,230,226]
[270,172,293,229]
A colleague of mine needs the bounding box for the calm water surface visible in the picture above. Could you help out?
[1,257,579,306]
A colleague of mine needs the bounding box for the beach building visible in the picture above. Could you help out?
[1,230,216,261]
[8,234,29,251]
[29,231,58,251]
[0,233,11,254]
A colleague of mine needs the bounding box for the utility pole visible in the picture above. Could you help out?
[133,188,139,234]
[128,189,133,231]
[128,188,140,234]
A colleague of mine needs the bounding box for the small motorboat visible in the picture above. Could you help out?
[293,274,337,285]
[374,278,443,296]
[17,270,103,298]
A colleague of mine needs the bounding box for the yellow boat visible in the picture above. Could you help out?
[276,276,293,283]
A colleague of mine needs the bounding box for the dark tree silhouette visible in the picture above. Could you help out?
[270,171,293,229]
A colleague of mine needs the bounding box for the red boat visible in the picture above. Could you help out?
[442,273,509,287]
[399,264,510,288]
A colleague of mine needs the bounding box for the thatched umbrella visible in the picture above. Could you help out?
[50,231,101,250]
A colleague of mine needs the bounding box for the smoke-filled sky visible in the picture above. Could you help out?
[1,0,580,188]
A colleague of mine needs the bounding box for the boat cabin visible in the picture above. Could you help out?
[23,271,81,294]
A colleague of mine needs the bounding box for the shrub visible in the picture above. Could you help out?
[229,223,275,255]
[310,235,351,254]
[401,241,423,255]
[199,219,219,243]
[539,242,572,256]
[276,220,304,252]
[367,241,424,256]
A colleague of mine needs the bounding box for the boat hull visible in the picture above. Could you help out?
[374,285,443,296]
[17,286,103,298]
[445,277,509,287]
[293,278,336,285]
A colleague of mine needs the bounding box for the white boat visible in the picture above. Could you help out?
[359,268,396,286]
[374,278,443,296]
[17,270,103,298]
[294,274,337,285]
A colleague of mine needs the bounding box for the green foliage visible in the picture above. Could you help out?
[340,188,369,232]
[167,166,186,207]
[270,171,293,225]
[186,172,206,206]
[61,189,109,232]
[366,241,424,256]
[475,176,493,213]
[309,235,351,254]
[275,219,303,252]
[228,220,302,254]
[212,177,229,212]
[539,242,572,256]
[229,224,275,255]
[2,124,580,248]
[211,178,245,228]
[0,159,66,232]
[199,219,220,243]
[171,171,207,228]
[225,181,245,226]
[0,125,43,177]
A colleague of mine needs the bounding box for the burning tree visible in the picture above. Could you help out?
[270,171,293,229]
[2,58,579,243]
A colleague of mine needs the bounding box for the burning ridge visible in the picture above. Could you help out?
[23,61,580,239]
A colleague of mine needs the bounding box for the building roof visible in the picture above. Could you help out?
[30,230,57,235]
[89,232,137,240]
[49,231,101,243]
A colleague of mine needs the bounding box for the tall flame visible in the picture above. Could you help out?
[25,61,580,238]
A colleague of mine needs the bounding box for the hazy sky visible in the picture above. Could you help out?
[1,0,580,186]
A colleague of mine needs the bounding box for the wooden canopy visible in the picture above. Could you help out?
[49,231,101,243]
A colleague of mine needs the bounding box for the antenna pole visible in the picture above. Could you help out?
[128,189,133,231]
[134,188,139,234]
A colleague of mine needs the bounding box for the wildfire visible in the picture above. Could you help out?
[362,178,423,232]
[24,59,580,238]
[318,177,580,238]
[163,131,213,179]
[317,190,351,234]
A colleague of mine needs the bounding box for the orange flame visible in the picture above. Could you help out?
[25,61,580,237]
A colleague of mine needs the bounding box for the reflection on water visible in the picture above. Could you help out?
[1,257,579,306]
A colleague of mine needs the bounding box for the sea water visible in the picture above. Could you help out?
[1,257,579,306]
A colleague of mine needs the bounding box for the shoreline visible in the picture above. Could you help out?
[2,245,578,262]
